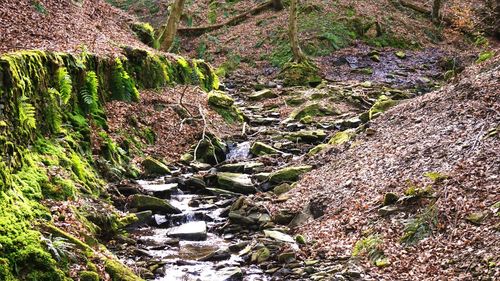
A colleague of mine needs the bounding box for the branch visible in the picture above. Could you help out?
[398,0,453,25]
[177,0,274,36]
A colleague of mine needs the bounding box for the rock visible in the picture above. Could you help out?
[300,116,313,124]
[273,183,294,195]
[254,172,271,181]
[129,194,181,214]
[286,97,306,106]
[370,54,380,62]
[395,51,407,59]
[295,234,307,245]
[198,249,231,261]
[278,252,296,263]
[368,95,398,120]
[334,117,362,129]
[229,211,257,225]
[79,271,99,281]
[466,211,489,225]
[207,188,242,197]
[285,130,327,143]
[378,205,399,216]
[273,210,296,225]
[383,192,399,206]
[308,144,330,156]
[131,211,153,226]
[329,129,355,145]
[142,157,170,176]
[279,62,322,87]
[218,162,264,173]
[290,103,339,120]
[264,230,295,243]
[180,153,194,163]
[182,176,206,191]
[249,89,278,101]
[166,221,207,241]
[193,136,227,165]
[141,183,178,198]
[190,161,212,171]
[217,267,243,281]
[229,242,250,252]
[250,142,283,156]
[208,90,244,123]
[251,247,271,263]
[217,172,257,194]
[269,166,312,184]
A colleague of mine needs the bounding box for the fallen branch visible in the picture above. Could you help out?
[177,0,274,35]
[193,104,208,162]
[399,0,452,25]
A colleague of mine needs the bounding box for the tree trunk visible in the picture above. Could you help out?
[272,0,284,10]
[432,0,443,23]
[159,0,186,51]
[289,0,306,63]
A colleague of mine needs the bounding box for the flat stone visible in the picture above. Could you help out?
[269,166,313,184]
[378,205,399,216]
[129,194,181,214]
[217,267,243,281]
[250,142,283,156]
[190,161,212,171]
[142,157,171,176]
[166,221,207,241]
[248,89,278,101]
[285,130,327,143]
[264,230,295,243]
[218,162,264,173]
[141,183,178,198]
[217,172,257,194]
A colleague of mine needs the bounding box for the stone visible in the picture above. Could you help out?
[333,117,362,129]
[254,172,271,181]
[229,211,257,225]
[370,54,380,62]
[129,194,181,214]
[141,183,178,198]
[285,130,327,143]
[466,211,489,225]
[273,183,295,195]
[329,129,355,145]
[269,166,313,184]
[250,142,283,156]
[207,188,241,197]
[395,51,407,59]
[249,89,278,101]
[131,211,153,226]
[217,172,257,194]
[79,271,99,281]
[251,247,271,263]
[378,205,399,216]
[142,157,171,176]
[218,162,264,173]
[368,95,397,120]
[295,234,307,245]
[166,221,207,241]
[264,230,295,243]
[208,90,244,123]
[190,161,212,171]
[290,103,339,120]
[198,249,231,261]
[300,116,313,124]
[308,144,330,156]
[278,252,296,263]
[193,136,227,165]
[383,192,399,206]
[217,267,243,281]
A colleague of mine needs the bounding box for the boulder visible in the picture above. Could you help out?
[217,267,243,281]
[273,183,294,195]
[251,247,271,263]
[208,90,244,123]
[269,166,312,184]
[290,103,339,120]
[193,136,227,165]
[329,129,355,145]
[308,144,330,156]
[285,130,327,143]
[217,172,257,194]
[264,230,295,243]
[166,221,207,241]
[218,162,264,173]
[142,157,170,176]
[129,194,181,214]
[141,183,178,198]
[248,89,278,101]
[250,142,283,156]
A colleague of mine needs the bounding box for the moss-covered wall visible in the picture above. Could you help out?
[0,47,218,280]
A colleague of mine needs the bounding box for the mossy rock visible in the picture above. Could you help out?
[269,166,313,184]
[131,22,158,49]
[368,95,398,120]
[383,192,399,206]
[79,271,99,281]
[129,194,181,214]
[285,130,327,144]
[279,62,322,87]
[142,157,171,176]
[217,172,257,194]
[308,144,330,156]
[290,103,339,120]
[248,89,278,101]
[208,90,244,123]
[328,129,355,145]
[193,136,227,165]
[273,183,295,195]
[105,258,144,281]
[251,247,271,264]
[250,142,283,156]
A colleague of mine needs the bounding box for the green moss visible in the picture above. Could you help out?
[328,129,355,145]
[131,22,159,49]
[79,271,99,281]
[111,58,140,102]
[290,103,338,120]
[269,166,313,184]
[208,90,243,123]
[368,95,398,120]
[279,61,321,87]
[352,234,388,266]
[105,258,144,281]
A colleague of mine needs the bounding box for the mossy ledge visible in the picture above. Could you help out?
[0,47,218,280]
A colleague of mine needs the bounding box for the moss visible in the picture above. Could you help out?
[105,258,144,281]
[328,129,355,145]
[269,166,313,184]
[207,90,244,123]
[250,142,283,156]
[290,103,338,120]
[279,61,321,87]
[130,22,159,49]
[352,234,388,266]
[308,143,330,156]
[79,271,99,281]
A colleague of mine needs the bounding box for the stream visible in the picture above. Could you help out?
[111,48,449,281]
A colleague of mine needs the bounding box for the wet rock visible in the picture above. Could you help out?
[285,130,327,143]
[193,136,227,165]
[129,210,153,226]
[250,142,283,156]
[229,211,257,225]
[383,192,399,206]
[264,230,295,243]
[218,162,264,173]
[142,157,171,176]
[198,248,231,261]
[290,103,339,120]
[129,194,181,214]
[217,267,243,281]
[273,183,294,195]
[190,161,212,171]
[269,166,312,184]
[115,182,141,196]
[141,183,178,198]
[166,221,208,241]
[182,176,206,191]
[249,89,278,101]
[217,172,257,194]
[251,247,271,263]
[229,242,250,252]
[207,188,242,197]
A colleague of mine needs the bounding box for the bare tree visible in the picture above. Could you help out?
[272,0,284,10]
[159,0,186,51]
[432,0,443,23]
[289,0,306,63]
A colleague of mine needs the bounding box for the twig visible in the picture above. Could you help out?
[179,85,193,117]
[193,104,208,162]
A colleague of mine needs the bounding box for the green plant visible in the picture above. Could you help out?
[401,204,438,245]
[79,71,99,114]
[18,95,37,135]
[31,0,47,15]
[56,67,73,105]
[476,51,495,63]
[41,235,78,262]
[111,58,140,102]
[352,234,389,266]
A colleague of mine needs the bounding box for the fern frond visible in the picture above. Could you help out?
[57,67,73,105]
[80,89,93,105]
[18,96,36,132]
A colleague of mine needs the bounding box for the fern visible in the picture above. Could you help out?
[57,67,73,105]
[79,71,99,113]
[46,88,63,133]
[111,58,140,102]
[18,95,36,133]
[42,235,78,262]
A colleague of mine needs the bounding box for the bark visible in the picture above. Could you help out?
[432,0,443,23]
[289,0,306,63]
[159,0,186,51]
[272,0,284,10]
